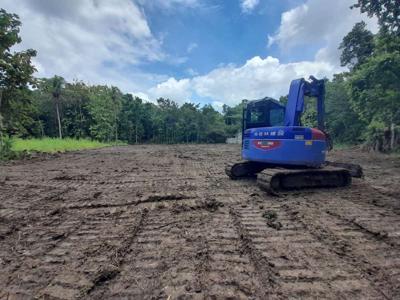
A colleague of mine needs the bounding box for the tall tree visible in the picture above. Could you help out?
[88,85,121,142]
[0,9,36,134]
[119,95,145,144]
[352,0,400,35]
[339,21,374,70]
[110,86,122,142]
[348,51,400,150]
[325,75,365,143]
[43,76,65,139]
[178,103,200,143]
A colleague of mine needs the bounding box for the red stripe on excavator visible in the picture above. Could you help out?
[311,128,326,140]
[253,140,281,150]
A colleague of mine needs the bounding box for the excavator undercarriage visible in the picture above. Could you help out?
[225,161,362,194]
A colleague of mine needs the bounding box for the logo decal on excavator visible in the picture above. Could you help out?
[253,140,281,150]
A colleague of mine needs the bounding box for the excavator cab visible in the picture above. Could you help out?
[243,97,285,130]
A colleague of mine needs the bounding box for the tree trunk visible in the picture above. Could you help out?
[390,122,395,151]
[0,89,3,111]
[0,89,3,132]
[114,111,118,143]
[135,121,138,144]
[79,102,84,138]
[55,97,63,139]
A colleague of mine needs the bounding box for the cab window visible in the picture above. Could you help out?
[269,108,285,126]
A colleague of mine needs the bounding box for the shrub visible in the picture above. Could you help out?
[0,135,15,160]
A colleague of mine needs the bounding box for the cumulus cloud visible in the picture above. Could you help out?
[149,77,192,102]
[240,0,260,13]
[144,0,381,107]
[1,0,166,92]
[147,55,340,105]
[267,0,378,64]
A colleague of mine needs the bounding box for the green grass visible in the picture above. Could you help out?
[11,138,122,153]
[332,143,355,150]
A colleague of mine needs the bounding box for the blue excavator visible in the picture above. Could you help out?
[226,76,362,193]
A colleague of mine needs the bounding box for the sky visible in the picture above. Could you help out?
[2,0,378,108]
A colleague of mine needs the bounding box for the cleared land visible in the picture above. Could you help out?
[0,144,400,299]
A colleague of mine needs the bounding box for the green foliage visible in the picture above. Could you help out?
[11,137,118,153]
[343,2,400,151]
[339,21,374,69]
[348,51,400,125]
[88,86,122,142]
[223,101,244,137]
[119,94,145,144]
[0,134,14,160]
[301,97,318,128]
[352,0,400,35]
[0,9,36,135]
[325,75,366,144]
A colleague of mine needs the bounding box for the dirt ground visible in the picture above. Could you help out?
[0,144,400,299]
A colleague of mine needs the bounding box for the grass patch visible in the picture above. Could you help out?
[11,138,123,153]
[332,143,354,150]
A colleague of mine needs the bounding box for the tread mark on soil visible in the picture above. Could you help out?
[229,207,281,299]
[66,194,195,210]
[282,203,392,299]
[82,208,149,297]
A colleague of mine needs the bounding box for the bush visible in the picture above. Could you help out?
[0,135,15,160]
[365,121,400,152]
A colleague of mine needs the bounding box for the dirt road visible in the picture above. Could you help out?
[1,144,400,299]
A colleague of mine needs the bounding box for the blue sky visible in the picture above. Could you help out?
[2,0,377,107]
[140,0,291,77]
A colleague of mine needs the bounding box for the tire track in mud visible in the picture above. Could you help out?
[229,207,280,299]
[34,209,148,299]
[198,208,266,298]
[2,212,86,297]
[311,191,400,246]
[337,181,400,215]
[80,209,149,298]
[278,199,397,299]
[65,193,195,210]
[90,208,203,299]
[229,199,385,299]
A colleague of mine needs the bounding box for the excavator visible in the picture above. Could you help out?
[226,76,362,193]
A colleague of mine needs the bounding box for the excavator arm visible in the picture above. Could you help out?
[283,76,325,131]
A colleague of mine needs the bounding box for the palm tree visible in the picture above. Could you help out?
[49,76,65,139]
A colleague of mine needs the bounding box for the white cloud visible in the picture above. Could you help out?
[145,0,380,107]
[147,55,341,106]
[130,92,151,103]
[268,0,379,64]
[149,77,192,102]
[240,0,260,13]
[1,0,165,92]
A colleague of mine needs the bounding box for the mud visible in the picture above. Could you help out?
[0,144,399,299]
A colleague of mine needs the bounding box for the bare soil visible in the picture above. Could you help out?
[0,144,400,299]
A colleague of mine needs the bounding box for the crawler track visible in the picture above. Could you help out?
[0,144,399,299]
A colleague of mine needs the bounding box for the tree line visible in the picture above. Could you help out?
[3,75,231,144]
[0,0,399,151]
